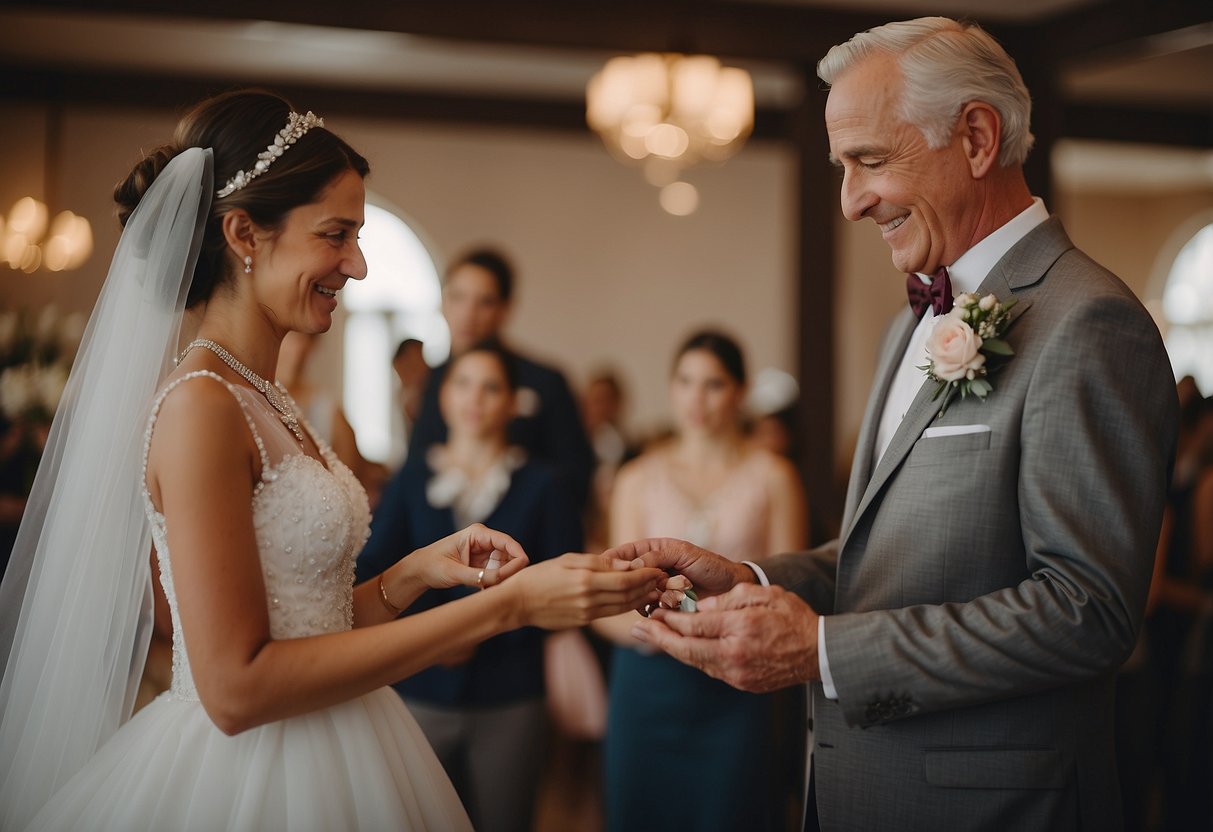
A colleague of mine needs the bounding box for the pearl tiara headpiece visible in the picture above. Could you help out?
[215,110,324,198]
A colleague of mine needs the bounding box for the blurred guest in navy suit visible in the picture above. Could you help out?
[357,341,581,832]
[407,248,594,509]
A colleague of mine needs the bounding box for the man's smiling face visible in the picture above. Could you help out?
[825,51,979,275]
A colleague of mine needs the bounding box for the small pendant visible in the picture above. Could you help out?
[280,412,304,442]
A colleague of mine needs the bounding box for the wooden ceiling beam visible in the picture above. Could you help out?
[1062,102,1213,147]
[1027,0,1212,65]
[4,63,1206,149]
[0,64,797,141]
[4,0,940,64]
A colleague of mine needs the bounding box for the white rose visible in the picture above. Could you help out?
[978,293,997,311]
[953,292,975,309]
[0,366,34,419]
[0,311,17,354]
[35,304,60,344]
[36,364,69,413]
[926,316,985,382]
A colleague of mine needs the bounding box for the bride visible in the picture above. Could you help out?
[0,89,664,830]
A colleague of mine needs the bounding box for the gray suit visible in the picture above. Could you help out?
[764,217,1178,831]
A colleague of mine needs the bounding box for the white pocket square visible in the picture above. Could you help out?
[921,424,991,439]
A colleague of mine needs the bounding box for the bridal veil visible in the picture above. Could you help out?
[0,147,212,827]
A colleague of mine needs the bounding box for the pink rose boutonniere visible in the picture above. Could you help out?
[919,292,1016,416]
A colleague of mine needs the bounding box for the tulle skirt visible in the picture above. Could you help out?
[25,687,472,831]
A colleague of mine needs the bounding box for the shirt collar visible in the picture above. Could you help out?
[914,197,1049,296]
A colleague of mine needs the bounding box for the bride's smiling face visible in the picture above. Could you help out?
[250,169,367,335]
[440,350,515,441]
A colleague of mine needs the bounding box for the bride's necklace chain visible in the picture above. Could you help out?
[179,338,304,442]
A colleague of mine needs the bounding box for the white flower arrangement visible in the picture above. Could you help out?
[0,306,83,423]
[918,292,1016,417]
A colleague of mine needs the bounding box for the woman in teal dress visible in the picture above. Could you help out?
[596,330,807,831]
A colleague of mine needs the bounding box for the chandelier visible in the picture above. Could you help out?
[587,53,754,213]
[1,106,93,273]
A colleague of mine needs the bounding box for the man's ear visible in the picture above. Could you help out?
[220,209,258,261]
[959,101,1001,179]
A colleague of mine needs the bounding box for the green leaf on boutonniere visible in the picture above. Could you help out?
[969,378,993,398]
[920,292,1018,418]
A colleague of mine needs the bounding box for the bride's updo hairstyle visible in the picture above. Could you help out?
[114,89,370,307]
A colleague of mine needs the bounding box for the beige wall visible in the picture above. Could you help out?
[0,104,796,442]
[4,103,1211,491]
[1056,189,1213,304]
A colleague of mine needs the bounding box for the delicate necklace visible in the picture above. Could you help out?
[179,338,304,442]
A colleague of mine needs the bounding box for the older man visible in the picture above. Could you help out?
[617,17,1177,831]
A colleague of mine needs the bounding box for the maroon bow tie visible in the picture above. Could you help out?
[906,267,954,318]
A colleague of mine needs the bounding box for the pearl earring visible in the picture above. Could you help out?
[243,255,253,275]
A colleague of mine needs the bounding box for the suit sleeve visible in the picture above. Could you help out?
[824,289,1178,727]
[405,369,446,461]
[538,371,596,511]
[537,467,584,560]
[761,541,839,616]
[355,464,415,587]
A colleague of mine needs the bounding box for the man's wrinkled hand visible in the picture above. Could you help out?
[629,583,821,693]
[603,537,755,600]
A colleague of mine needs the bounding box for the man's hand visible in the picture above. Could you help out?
[603,537,756,599]
[630,583,821,693]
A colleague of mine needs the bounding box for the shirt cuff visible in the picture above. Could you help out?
[741,560,770,587]
[819,615,838,700]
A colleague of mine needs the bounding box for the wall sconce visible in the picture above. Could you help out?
[1,106,93,273]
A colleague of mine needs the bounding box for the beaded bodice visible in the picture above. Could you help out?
[141,371,371,701]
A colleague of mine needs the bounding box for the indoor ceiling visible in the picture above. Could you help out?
[0,0,1210,187]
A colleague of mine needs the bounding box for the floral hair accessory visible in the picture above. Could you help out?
[918,292,1016,416]
[216,110,324,198]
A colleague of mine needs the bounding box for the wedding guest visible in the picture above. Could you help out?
[356,341,581,832]
[595,329,807,832]
[407,248,595,509]
[1145,385,1213,830]
[616,18,1178,831]
[0,88,664,830]
[393,337,429,441]
[277,329,388,501]
[581,368,632,553]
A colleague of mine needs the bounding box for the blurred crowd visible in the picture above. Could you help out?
[5,249,1206,832]
[1117,375,1213,832]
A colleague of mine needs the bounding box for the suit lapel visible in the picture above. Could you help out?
[840,216,1071,544]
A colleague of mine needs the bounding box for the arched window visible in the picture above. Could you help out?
[1161,222,1213,393]
[343,199,446,464]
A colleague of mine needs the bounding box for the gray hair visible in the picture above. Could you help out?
[818,17,1035,167]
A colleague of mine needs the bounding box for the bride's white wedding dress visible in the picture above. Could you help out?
[25,371,472,831]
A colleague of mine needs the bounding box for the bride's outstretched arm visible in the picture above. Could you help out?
[148,382,664,735]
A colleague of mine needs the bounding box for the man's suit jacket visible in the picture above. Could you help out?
[763,218,1178,831]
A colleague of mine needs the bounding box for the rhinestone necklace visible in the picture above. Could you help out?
[179,338,304,442]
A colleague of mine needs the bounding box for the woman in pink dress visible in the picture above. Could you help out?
[596,329,807,832]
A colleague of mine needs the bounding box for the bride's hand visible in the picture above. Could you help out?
[500,553,665,630]
[406,524,529,591]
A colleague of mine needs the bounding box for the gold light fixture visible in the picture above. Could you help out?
[587,52,754,213]
[1,106,93,274]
